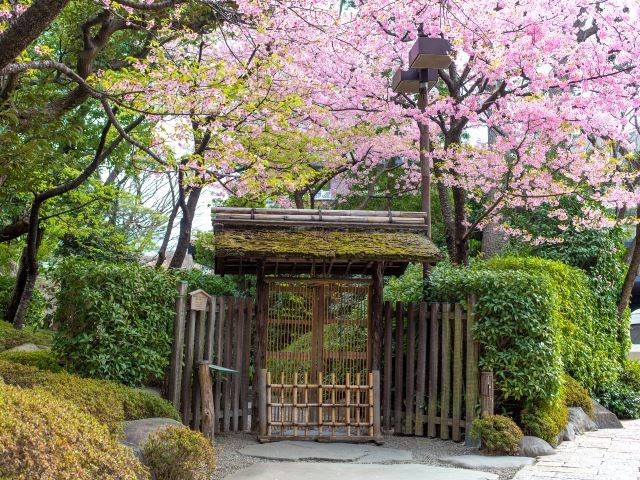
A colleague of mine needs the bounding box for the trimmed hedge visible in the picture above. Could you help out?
[0,360,179,434]
[0,319,53,351]
[0,349,64,373]
[563,375,595,418]
[470,414,523,455]
[520,398,568,446]
[0,381,148,480]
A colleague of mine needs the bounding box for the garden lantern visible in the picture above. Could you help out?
[408,37,453,70]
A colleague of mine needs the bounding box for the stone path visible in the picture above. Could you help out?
[513,420,640,480]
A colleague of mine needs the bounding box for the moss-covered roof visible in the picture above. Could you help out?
[214,229,441,262]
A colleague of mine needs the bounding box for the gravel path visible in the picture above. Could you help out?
[214,433,522,480]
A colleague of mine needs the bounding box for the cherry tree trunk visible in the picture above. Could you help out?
[169,186,202,269]
[618,205,640,319]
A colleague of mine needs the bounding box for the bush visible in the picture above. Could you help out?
[0,319,53,351]
[0,275,47,328]
[520,398,569,446]
[0,382,148,480]
[621,360,640,393]
[0,360,179,434]
[563,375,595,418]
[470,414,523,455]
[53,258,177,386]
[0,349,64,373]
[593,382,640,420]
[142,426,216,480]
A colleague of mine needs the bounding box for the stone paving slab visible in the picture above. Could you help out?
[512,419,640,480]
[224,462,499,480]
[239,441,412,463]
[441,454,535,469]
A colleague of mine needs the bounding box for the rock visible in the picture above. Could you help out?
[518,436,555,457]
[240,441,411,463]
[568,407,598,434]
[440,455,535,469]
[592,400,623,429]
[4,343,50,352]
[122,417,184,457]
[562,424,576,442]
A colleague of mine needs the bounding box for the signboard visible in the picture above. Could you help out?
[189,289,210,311]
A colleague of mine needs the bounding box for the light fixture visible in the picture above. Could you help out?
[408,37,452,70]
[391,68,438,94]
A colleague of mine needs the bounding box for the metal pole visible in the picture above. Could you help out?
[418,82,431,285]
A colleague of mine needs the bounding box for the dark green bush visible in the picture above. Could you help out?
[0,319,53,351]
[0,349,64,372]
[0,275,47,328]
[470,414,523,455]
[593,382,640,419]
[174,268,241,297]
[563,375,594,418]
[520,398,568,446]
[621,360,640,393]
[53,258,176,386]
[0,360,179,434]
[142,426,216,480]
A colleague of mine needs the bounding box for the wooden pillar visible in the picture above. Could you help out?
[480,371,494,416]
[370,261,384,372]
[198,361,215,442]
[253,260,267,431]
[167,281,188,408]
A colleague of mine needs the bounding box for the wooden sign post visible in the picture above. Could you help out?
[190,289,210,311]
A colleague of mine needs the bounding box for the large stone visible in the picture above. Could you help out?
[239,441,411,463]
[568,407,598,434]
[592,400,623,429]
[122,417,184,456]
[224,463,499,480]
[562,423,576,442]
[518,436,555,457]
[440,455,535,469]
[4,343,50,352]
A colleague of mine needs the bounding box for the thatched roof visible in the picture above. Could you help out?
[211,208,442,276]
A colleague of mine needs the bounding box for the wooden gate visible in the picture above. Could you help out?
[259,279,381,441]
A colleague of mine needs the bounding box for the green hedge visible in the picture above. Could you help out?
[0,319,53,351]
[0,349,64,373]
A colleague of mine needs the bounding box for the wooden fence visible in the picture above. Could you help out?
[167,282,254,434]
[381,298,480,441]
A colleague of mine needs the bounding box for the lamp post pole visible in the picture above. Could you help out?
[418,83,431,238]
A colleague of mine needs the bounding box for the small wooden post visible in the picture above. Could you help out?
[394,302,404,434]
[382,301,393,432]
[258,369,268,439]
[480,371,495,416]
[465,295,479,434]
[198,361,215,443]
[372,370,382,441]
[168,281,188,408]
[415,301,428,436]
[181,308,197,425]
[253,261,267,430]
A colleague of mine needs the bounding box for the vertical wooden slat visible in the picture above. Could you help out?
[414,301,428,436]
[232,298,244,432]
[214,297,225,433]
[346,372,351,437]
[393,302,404,433]
[168,281,188,409]
[427,303,440,438]
[204,297,216,362]
[241,300,253,432]
[465,295,479,435]
[191,310,205,430]
[293,372,299,437]
[452,304,464,441]
[370,262,384,371]
[253,261,267,430]
[181,308,196,425]
[372,370,381,439]
[382,301,393,432]
[223,298,234,432]
[198,361,215,442]
[440,303,451,440]
[404,302,416,434]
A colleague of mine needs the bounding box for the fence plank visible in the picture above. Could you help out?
[192,310,205,429]
[204,297,216,362]
[181,308,197,425]
[452,304,463,441]
[241,300,253,431]
[223,298,234,432]
[440,303,451,440]
[393,302,404,433]
[383,301,393,432]
[214,297,225,433]
[465,295,478,434]
[427,303,440,437]
[168,281,188,409]
[414,302,428,436]
[404,302,416,434]
[233,298,245,432]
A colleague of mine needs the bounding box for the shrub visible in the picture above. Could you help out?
[142,426,216,480]
[593,382,640,420]
[0,275,47,328]
[0,319,53,351]
[0,349,64,373]
[0,382,148,480]
[470,414,523,455]
[621,360,640,393]
[520,398,569,446]
[0,360,179,434]
[563,375,595,418]
[53,258,176,386]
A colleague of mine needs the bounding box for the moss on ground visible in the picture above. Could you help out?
[0,320,54,351]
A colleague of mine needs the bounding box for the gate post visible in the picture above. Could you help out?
[372,370,382,442]
[168,280,188,408]
[258,369,268,440]
[480,371,495,416]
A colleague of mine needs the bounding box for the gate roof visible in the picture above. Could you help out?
[210,208,442,276]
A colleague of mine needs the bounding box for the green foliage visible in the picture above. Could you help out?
[563,375,595,418]
[0,275,47,328]
[0,319,53,351]
[385,263,423,303]
[174,268,241,297]
[429,262,562,405]
[192,231,216,268]
[593,382,640,420]
[520,398,569,446]
[621,360,640,393]
[53,258,176,386]
[470,414,523,455]
[141,426,216,480]
[0,382,149,480]
[0,349,64,373]
[0,360,179,434]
